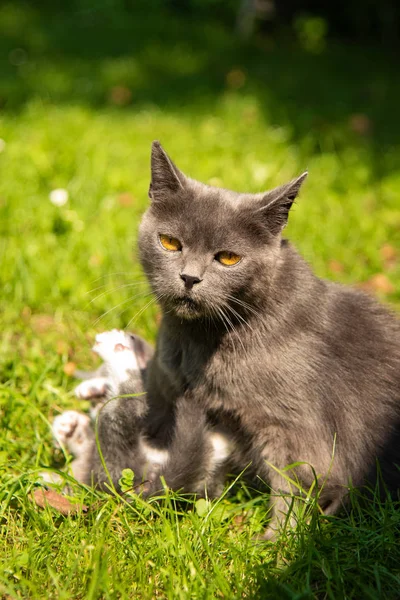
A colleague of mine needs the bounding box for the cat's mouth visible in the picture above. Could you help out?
[172,295,204,319]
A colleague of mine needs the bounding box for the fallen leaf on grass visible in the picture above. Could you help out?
[33,488,88,515]
[328,259,344,274]
[118,192,135,207]
[358,273,395,295]
[108,85,132,106]
[226,69,246,89]
[56,340,69,355]
[21,306,32,320]
[380,244,398,270]
[232,514,247,532]
[349,113,372,135]
[31,314,55,333]
[63,361,77,376]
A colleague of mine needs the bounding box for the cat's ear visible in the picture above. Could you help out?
[149,141,187,201]
[255,172,308,235]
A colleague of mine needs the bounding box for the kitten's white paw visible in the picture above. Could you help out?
[92,330,139,382]
[75,377,109,399]
[52,410,92,458]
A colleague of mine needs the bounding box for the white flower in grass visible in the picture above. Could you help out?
[50,188,69,206]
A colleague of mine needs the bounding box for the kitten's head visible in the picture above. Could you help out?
[139,141,307,320]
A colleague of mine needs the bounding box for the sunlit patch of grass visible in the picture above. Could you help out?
[1,2,400,598]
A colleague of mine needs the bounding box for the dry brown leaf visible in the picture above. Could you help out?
[108,85,132,106]
[328,259,344,274]
[56,340,69,355]
[226,69,246,89]
[21,306,32,320]
[31,314,55,333]
[63,361,77,376]
[32,488,88,515]
[118,192,135,207]
[349,113,372,135]
[380,244,398,269]
[358,273,395,295]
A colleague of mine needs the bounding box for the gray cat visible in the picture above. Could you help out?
[51,141,400,540]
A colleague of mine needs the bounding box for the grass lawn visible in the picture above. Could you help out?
[1,3,400,598]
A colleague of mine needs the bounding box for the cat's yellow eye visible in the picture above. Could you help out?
[215,251,242,266]
[159,234,182,252]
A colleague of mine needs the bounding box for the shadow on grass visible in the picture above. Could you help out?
[246,488,400,599]
[1,2,400,181]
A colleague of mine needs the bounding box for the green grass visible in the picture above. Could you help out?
[1,3,400,598]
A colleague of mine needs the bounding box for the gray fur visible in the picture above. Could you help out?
[138,142,400,536]
[55,142,400,539]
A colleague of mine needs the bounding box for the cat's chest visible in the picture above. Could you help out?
[160,328,320,418]
[164,333,256,405]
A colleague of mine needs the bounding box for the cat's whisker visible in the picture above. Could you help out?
[218,305,246,356]
[104,294,156,327]
[225,295,265,346]
[226,294,263,320]
[86,281,150,305]
[85,280,147,296]
[88,272,147,285]
[225,303,254,332]
[208,299,246,358]
[92,290,154,326]
[218,306,240,363]
[124,294,164,329]
[225,302,264,350]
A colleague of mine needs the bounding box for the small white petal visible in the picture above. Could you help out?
[49,188,69,206]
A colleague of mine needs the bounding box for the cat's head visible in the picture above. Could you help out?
[139,141,307,320]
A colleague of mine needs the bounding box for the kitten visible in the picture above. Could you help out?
[51,330,161,488]
[52,329,231,496]
[51,141,400,540]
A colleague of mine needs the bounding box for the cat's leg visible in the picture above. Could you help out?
[199,430,235,497]
[260,472,298,541]
[75,377,109,400]
[258,435,305,540]
[260,454,348,541]
[75,376,109,420]
[51,410,95,485]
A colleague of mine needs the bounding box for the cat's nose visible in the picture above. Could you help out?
[180,273,202,291]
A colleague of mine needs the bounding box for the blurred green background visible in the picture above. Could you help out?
[0,0,399,446]
[1,1,399,342]
[1,3,400,597]
[1,0,399,407]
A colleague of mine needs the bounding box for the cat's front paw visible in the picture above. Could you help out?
[52,410,93,458]
[75,377,109,399]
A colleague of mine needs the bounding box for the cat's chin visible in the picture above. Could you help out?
[171,296,205,320]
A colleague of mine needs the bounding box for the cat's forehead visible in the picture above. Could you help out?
[154,181,259,249]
